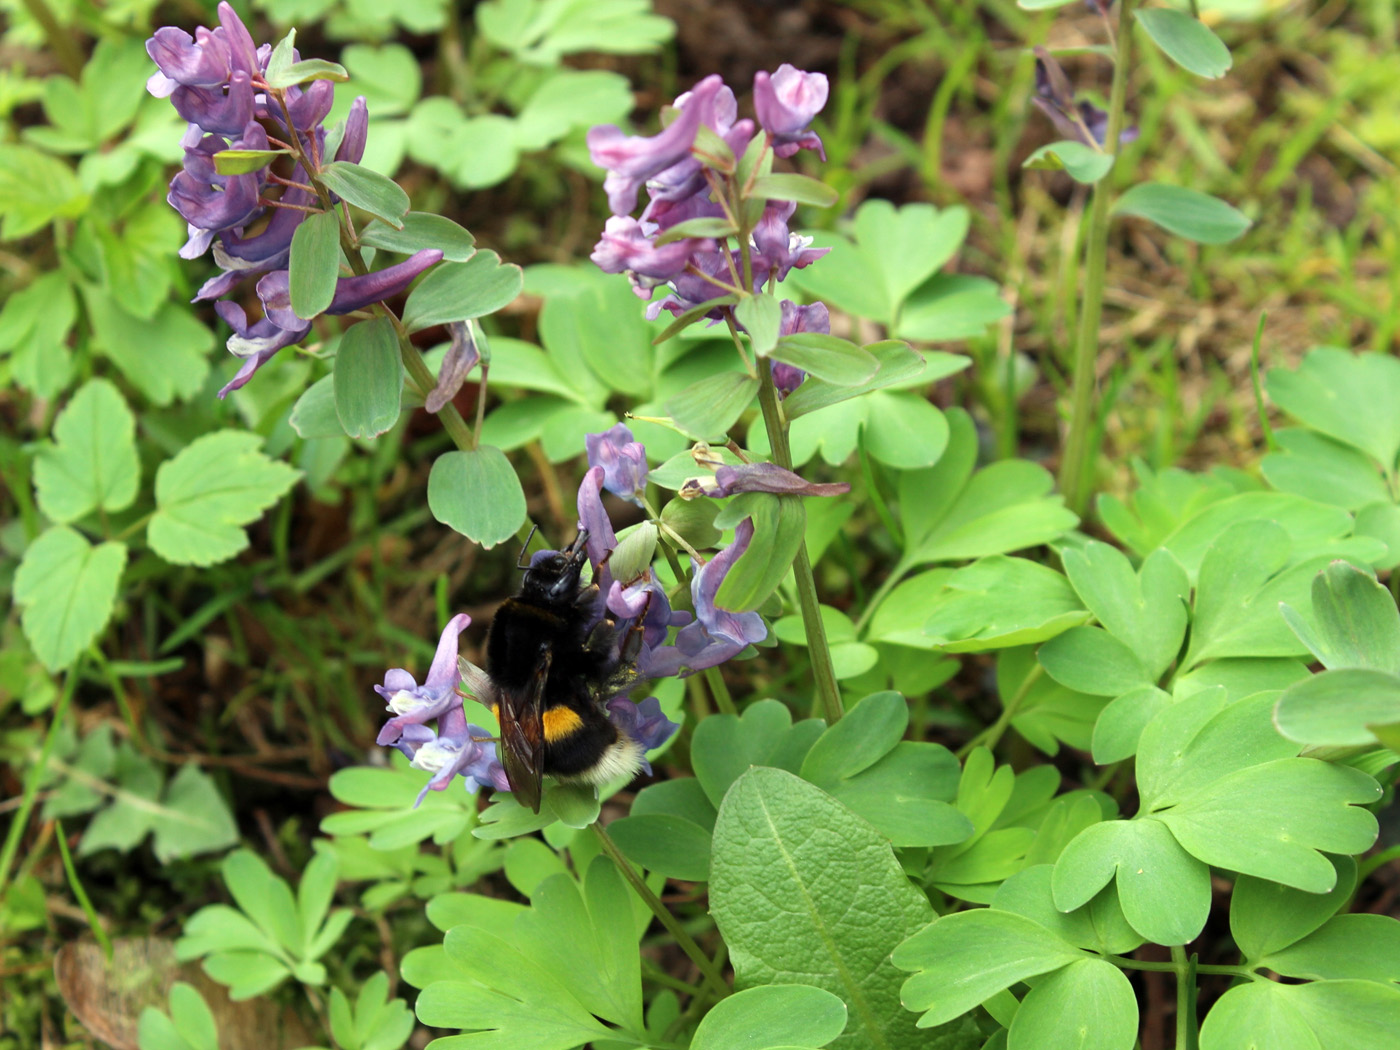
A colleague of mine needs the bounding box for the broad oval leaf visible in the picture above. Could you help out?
[692,985,847,1050]
[333,318,403,439]
[427,446,526,547]
[360,212,477,262]
[1112,183,1251,244]
[1023,140,1114,184]
[402,250,523,332]
[288,209,342,319]
[316,161,408,228]
[769,333,880,386]
[664,371,758,440]
[1136,9,1232,79]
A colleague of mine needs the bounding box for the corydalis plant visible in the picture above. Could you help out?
[147,3,443,396]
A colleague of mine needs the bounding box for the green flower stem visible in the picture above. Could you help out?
[755,366,844,723]
[1057,0,1135,515]
[0,664,79,900]
[703,667,737,716]
[591,823,730,1000]
[1173,945,1200,1050]
[956,662,1043,759]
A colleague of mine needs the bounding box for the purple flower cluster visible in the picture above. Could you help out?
[374,614,511,807]
[147,3,440,396]
[586,65,833,396]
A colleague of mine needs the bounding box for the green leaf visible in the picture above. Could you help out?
[15,526,127,672]
[748,172,838,207]
[665,371,758,440]
[148,431,301,567]
[711,767,936,1050]
[655,216,739,243]
[289,374,341,439]
[1230,855,1356,961]
[1267,348,1400,470]
[1136,9,1233,78]
[333,318,403,438]
[1023,140,1114,183]
[402,250,523,332]
[1274,668,1400,747]
[693,984,848,1050]
[87,296,212,406]
[900,409,1078,565]
[33,379,139,524]
[265,58,349,88]
[893,909,1083,1028]
[1112,183,1251,244]
[0,144,88,238]
[316,161,409,227]
[1060,543,1190,680]
[691,700,825,809]
[607,814,711,881]
[1200,980,1400,1050]
[0,270,77,399]
[769,333,880,386]
[151,765,239,863]
[784,341,947,419]
[894,275,1011,343]
[993,866,1142,957]
[427,446,526,547]
[1008,957,1137,1050]
[359,211,476,261]
[1182,520,1318,668]
[1259,914,1400,983]
[212,148,289,175]
[714,494,805,612]
[1286,560,1400,674]
[916,557,1088,652]
[1038,627,1152,697]
[289,209,342,319]
[735,294,783,356]
[511,70,634,150]
[801,693,970,848]
[415,928,617,1049]
[1157,759,1380,891]
[1052,819,1211,945]
[1261,430,1391,511]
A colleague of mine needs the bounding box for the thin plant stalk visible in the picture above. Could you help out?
[592,823,730,1000]
[1057,0,1136,514]
[754,366,844,723]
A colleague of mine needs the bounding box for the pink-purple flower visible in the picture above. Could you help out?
[586,423,650,504]
[753,64,829,159]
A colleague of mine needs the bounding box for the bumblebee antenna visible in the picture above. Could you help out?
[516,524,540,569]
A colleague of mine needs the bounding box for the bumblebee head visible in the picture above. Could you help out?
[519,531,591,603]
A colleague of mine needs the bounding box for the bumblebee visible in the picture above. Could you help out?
[482,531,646,812]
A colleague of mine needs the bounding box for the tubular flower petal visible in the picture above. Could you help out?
[681,461,849,499]
[753,65,828,159]
[326,249,443,316]
[586,423,649,503]
[605,695,680,775]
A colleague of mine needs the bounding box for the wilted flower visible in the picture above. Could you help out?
[426,321,483,414]
[1031,48,1139,148]
[586,423,649,503]
[681,460,849,499]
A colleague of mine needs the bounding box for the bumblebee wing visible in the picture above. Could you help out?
[498,643,550,813]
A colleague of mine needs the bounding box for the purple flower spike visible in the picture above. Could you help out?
[171,69,255,136]
[326,249,443,316]
[586,423,649,504]
[167,132,263,232]
[373,614,471,746]
[753,65,828,159]
[606,695,679,775]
